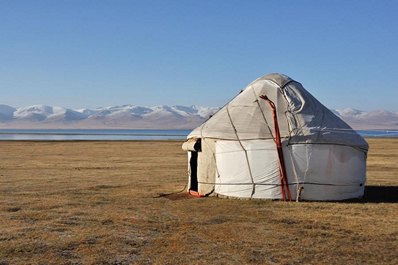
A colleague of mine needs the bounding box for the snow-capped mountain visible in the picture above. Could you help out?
[13,105,87,122]
[0,104,16,121]
[0,104,219,129]
[0,104,397,129]
[333,108,398,130]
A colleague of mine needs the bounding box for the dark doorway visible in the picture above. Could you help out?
[189,152,198,192]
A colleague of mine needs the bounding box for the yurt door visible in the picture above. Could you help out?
[189,151,198,192]
[182,138,201,192]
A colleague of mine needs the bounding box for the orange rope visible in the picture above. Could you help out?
[260,95,292,201]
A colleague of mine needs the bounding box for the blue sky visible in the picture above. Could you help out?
[0,0,397,110]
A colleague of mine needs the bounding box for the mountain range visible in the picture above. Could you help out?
[0,104,219,129]
[0,104,397,130]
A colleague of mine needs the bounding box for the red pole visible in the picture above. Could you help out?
[259,95,292,201]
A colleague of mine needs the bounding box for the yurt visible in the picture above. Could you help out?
[182,73,368,201]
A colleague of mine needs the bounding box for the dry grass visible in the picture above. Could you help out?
[0,139,397,265]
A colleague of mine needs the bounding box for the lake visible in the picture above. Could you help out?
[0,129,397,141]
[0,129,191,141]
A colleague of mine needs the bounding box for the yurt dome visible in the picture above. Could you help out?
[182,73,368,201]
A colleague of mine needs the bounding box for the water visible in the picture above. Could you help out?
[0,129,396,141]
[0,129,191,141]
[356,130,398,138]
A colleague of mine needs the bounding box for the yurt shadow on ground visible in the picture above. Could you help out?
[361,185,398,203]
[183,73,369,201]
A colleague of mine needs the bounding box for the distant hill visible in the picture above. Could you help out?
[0,104,219,129]
[0,104,397,130]
[332,108,398,130]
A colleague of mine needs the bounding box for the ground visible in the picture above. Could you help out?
[0,139,397,265]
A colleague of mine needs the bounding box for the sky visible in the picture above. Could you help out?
[0,0,397,111]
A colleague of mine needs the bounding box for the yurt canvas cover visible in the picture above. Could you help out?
[182,73,368,201]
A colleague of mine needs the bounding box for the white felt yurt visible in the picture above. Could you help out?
[182,73,368,201]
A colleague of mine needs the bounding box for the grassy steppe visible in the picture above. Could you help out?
[0,139,397,265]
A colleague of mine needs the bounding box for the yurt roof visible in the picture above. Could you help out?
[189,73,368,151]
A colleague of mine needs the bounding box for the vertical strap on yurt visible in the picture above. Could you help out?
[259,95,292,201]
